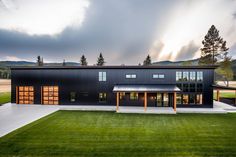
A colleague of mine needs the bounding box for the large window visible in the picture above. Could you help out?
[197,71,203,81]
[42,86,59,105]
[176,71,182,81]
[99,93,107,102]
[196,94,203,105]
[183,94,189,104]
[126,74,136,79]
[183,84,189,92]
[183,71,189,81]
[99,72,106,81]
[119,92,126,100]
[189,94,195,104]
[18,86,34,104]
[190,83,196,92]
[190,72,196,81]
[197,84,203,92]
[176,94,182,104]
[130,92,138,100]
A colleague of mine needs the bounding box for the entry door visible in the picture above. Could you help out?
[156,93,170,107]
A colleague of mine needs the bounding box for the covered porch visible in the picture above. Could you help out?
[113,84,181,112]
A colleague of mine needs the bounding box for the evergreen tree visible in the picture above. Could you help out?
[199,25,229,65]
[62,59,66,66]
[216,52,233,87]
[37,56,43,66]
[97,53,105,66]
[80,55,88,66]
[143,54,151,65]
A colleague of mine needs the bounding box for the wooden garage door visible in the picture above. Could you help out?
[17,86,34,104]
[42,86,59,105]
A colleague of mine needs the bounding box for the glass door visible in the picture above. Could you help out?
[156,93,162,107]
[163,93,169,107]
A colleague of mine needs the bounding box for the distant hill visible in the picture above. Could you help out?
[152,58,199,66]
[0,61,80,67]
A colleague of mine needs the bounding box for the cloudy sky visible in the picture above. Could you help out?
[0,0,236,65]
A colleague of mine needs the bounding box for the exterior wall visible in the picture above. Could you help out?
[11,67,214,107]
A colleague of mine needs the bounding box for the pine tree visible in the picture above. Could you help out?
[62,59,66,66]
[216,52,233,87]
[199,25,229,65]
[37,56,43,66]
[97,53,105,66]
[143,54,151,65]
[80,55,88,66]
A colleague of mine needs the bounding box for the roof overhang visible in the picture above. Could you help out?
[113,84,181,92]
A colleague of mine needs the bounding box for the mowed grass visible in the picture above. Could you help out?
[0,111,236,157]
[0,92,10,105]
[214,91,235,99]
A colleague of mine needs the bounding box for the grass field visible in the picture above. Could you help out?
[0,111,235,157]
[213,91,236,99]
[0,92,11,105]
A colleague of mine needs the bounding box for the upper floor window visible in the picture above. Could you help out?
[190,72,196,81]
[197,71,203,81]
[153,74,165,79]
[99,72,106,81]
[126,74,136,79]
[176,71,182,81]
[183,71,189,81]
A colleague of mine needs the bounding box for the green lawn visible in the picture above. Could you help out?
[0,111,236,157]
[213,91,236,99]
[0,92,10,105]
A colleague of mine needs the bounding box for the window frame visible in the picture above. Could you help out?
[99,72,106,81]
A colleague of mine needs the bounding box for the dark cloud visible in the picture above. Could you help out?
[0,0,174,64]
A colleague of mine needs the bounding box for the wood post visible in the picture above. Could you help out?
[216,90,220,101]
[173,92,176,112]
[116,92,119,112]
[16,86,18,104]
[144,92,147,111]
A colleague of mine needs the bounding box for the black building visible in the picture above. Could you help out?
[11,65,216,110]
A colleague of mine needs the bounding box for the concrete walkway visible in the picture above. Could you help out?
[0,103,59,137]
[118,107,176,114]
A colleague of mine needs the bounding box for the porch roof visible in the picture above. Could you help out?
[113,84,181,92]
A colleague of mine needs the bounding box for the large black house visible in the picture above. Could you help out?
[11,65,216,111]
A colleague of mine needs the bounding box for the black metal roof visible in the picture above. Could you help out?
[113,84,181,92]
[11,65,218,70]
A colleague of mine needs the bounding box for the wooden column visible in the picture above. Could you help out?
[116,92,119,112]
[144,92,147,111]
[173,92,176,112]
[16,86,18,104]
[216,90,220,101]
[235,90,236,106]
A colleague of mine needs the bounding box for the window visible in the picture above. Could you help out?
[99,93,107,102]
[189,94,195,104]
[99,72,106,81]
[126,74,136,79]
[190,72,196,81]
[190,84,196,92]
[183,94,189,104]
[176,71,182,81]
[130,92,138,100]
[70,92,76,102]
[176,94,182,104]
[183,71,189,81]
[196,94,203,105]
[197,84,203,92]
[176,83,182,90]
[18,86,34,104]
[197,71,203,81]
[153,74,165,79]
[183,84,189,92]
[42,86,59,105]
[119,92,126,100]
